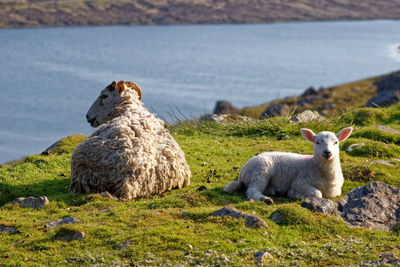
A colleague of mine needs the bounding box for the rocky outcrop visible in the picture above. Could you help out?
[211,206,267,229]
[213,101,240,115]
[366,71,400,107]
[13,196,49,209]
[302,182,400,231]
[290,110,326,123]
[45,216,79,229]
[261,103,290,118]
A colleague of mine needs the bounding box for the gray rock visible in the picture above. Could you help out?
[13,196,49,209]
[302,197,339,215]
[254,251,273,263]
[270,212,282,224]
[45,216,79,229]
[211,206,267,229]
[117,241,131,249]
[301,86,319,97]
[369,160,397,166]
[206,114,252,124]
[366,90,400,107]
[376,125,400,135]
[290,110,325,123]
[213,100,240,115]
[59,231,85,242]
[362,253,400,265]
[41,139,61,155]
[0,224,17,233]
[302,182,400,231]
[261,103,290,118]
[99,191,118,201]
[366,71,400,107]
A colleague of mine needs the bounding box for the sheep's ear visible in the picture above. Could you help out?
[337,127,353,142]
[301,128,315,143]
[125,81,142,100]
[117,81,125,94]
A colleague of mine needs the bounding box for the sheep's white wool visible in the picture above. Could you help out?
[224,127,352,202]
[70,81,191,199]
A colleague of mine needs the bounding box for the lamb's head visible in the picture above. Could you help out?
[301,127,353,161]
[86,81,142,127]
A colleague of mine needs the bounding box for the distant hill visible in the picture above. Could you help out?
[1,0,400,28]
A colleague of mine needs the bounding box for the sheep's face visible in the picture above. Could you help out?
[86,81,121,127]
[301,127,353,161]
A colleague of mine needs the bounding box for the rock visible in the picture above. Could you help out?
[149,204,156,209]
[296,98,312,107]
[211,206,267,229]
[0,224,17,233]
[346,143,365,152]
[187,244,193,250]
[302,197,339,215]
[290,110,325,123]
[376,125,400,135]
[196,185,208,192]
[301,86,319,97]
[13,196,49,209]
[59,231,86,242]
[339,181,400,231]
[254,251,273,263]
[270,212,282,224]
[261,103,290,118]
[41,139,61,155]
[366,71,400,107]
[323,102,335,110]
[205,114,252,124]
[212,100,240,115]
[362,253,400,265]
[301,182,400,231]
[99,191,118,201]
[369,160,397,166]
[45,216,79,229]
[117,241,131,249]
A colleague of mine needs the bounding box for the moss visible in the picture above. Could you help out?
[352,127,400,144]
[342,138,400,158]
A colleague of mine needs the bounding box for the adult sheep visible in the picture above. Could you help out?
[224,127,353,204]
[70,81,191,200]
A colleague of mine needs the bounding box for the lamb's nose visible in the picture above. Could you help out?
[86,114,89,119]
[87,117,96,124]
[324,150,332,157]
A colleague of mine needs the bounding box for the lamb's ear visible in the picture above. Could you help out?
[301,128,315,143]
[337,127,353,142]
[117,81,125,94]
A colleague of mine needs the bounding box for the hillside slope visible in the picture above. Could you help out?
[0,103,400,265]
[1,0,400,28]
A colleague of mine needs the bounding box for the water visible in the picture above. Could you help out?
[0,20,399,163]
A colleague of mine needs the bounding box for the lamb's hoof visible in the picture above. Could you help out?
[262,197,274,205]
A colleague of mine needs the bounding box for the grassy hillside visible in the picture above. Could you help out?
[1,0,400,28]
[1,103,400,265]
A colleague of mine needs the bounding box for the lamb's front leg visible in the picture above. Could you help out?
[246,180,274,205]
[288,184,322,199]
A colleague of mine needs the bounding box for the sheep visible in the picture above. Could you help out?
[70,81,191,200]
[223,127,353,203]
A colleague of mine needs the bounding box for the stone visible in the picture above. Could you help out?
[196,185,208,192]
[302,197,339,215]
[376,125,400,135]
[290,110,325,123]
[346,143,365,152]
[41,140,61,155]
[301,86,319,97]
[361,253,400,265]
[99,191,118,201]
[369,160,397,166]
[117,241,131,249]
[302,182,400,231]
[59,231,85,242]
[0,224,17,233]
[270,212,282,224]
[205,114,252,124]
[211,206,267,229]
[187,244,193,250]
[366,90,400,107]
[212,100,240,115]
[13,196,49,209]
[261,103,290,118]
[45,216,79,229]
[254,251,273,263]
[366,71,400,107]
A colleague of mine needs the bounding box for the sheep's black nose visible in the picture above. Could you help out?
[324,150,332,157]
[86,114,89,119]
[87,117,96,124]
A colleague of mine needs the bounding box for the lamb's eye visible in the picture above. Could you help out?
[315,141,320,145]
[334,141,338,145]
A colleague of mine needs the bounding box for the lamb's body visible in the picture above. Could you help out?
[70,81,191,199]
[224,128,352,202]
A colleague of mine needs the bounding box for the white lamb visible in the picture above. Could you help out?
[70,81,191,200]
[224,127,353,203]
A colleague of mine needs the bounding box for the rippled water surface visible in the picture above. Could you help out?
[0,20,400,163]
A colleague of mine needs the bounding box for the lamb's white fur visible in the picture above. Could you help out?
[224,127,353,202]
[70,81,191,199]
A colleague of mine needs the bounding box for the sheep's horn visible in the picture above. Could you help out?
[125,81,142,100]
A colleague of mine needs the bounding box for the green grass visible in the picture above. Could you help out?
[1,103,400,265]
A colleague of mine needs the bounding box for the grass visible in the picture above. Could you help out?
[0,103,400,266]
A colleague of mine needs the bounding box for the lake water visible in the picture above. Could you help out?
[0,20,400,163]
